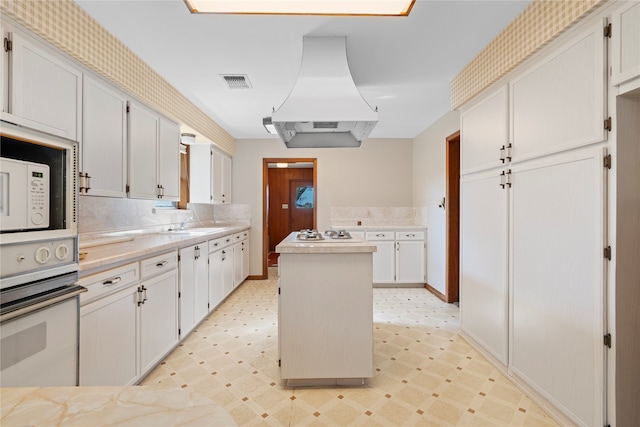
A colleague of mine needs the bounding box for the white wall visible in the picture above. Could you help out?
[233,137,414,276]
[412,111,460,295]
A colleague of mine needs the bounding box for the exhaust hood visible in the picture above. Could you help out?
[271,36,378,148]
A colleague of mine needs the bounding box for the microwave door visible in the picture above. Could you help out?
[0,158,28,230]
[0,171,8,217]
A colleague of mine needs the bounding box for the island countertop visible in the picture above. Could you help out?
[275,232,377,254]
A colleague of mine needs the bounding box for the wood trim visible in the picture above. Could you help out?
[262,158,317,280]
[425,282,447,302]
[445,131,460,303]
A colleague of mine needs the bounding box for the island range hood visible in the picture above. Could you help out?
[271,36,378,148]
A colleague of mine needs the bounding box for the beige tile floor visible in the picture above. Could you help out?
[142,268,558,426]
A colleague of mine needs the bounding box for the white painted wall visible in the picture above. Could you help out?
[412,111,460,295]
[233,137,414,276]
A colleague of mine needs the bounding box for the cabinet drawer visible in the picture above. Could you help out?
[348,231,366,240]
[396,231,425,240]
[233,230,249,242]
[209,234,233,252]
[79,262,139,305]
[365,231,394,241]
[140,251,178,279]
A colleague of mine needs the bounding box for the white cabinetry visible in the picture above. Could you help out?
[81,75,127,197]
[395,231,426,283]
[365,230,425,285]
[190,144,232,204]
[510,21,606,162]
[208,235,234,310]
[213,149,232,204]
[366,231,395,284]
[178,243,209,338]
[128,101,180,200]
[138,251,179,375]
[2,27,81,140]
[79,263,140,386]
[233,230,250,286]
[459,170,509,364]
[460,85,509,175]
[611,1,640,86]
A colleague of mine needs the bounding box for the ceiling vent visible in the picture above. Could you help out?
[221,74,252,89]
[271,37,378,148]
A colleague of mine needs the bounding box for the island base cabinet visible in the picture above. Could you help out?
[80,286,139,386]
[139,269,179,375]
[278,253,373,384]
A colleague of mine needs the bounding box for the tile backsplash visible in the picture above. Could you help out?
[330,207,426,228]
[79,196,250,236]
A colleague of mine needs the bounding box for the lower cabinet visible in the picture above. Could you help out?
[208,235,234,310]
[79,251,179,386]
[364,230,426,285]
[232,230,250,287]
[178,242,208,338]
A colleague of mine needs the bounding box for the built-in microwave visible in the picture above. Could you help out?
[1,158,50,231]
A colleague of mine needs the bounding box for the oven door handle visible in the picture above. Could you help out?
[0,285,86,323]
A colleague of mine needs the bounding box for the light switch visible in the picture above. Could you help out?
[282,204,288,209]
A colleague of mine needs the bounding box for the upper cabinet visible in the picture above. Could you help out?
[610,1,640,87]
[2,27,81,140]
[460,85,509,175]
[128,100,180,201]
[81,75,127,197]
[510,21,607,162]
[190,143,232,204]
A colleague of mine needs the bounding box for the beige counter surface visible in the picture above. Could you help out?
[1,386,236,426]
[275,232,377,254]
[79,224,249,276]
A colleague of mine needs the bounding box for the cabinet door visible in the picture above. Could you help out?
[611,2,640,86]
[208,249,225,310]
[189,143,212,203]
[158,117,180,200]
[140,269,178,375]
[193,245,209,324]
[459,170,509,365]
[80,286,138,386]
[396,240,425,283]
[510,21,606,162]
[221,248,234,297]
[509,147,605,426]
[222,153,232,203]
[128,101,158,199]
[371,240,395,283]
[241,239,250,280]
[460,85,509,174]
[178,246,196,337]
[212,149,232,204]
[8,31,81,140]
[233,242,243,287]
[82,76,127,197]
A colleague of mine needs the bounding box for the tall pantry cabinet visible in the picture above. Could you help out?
[459,15,609,427]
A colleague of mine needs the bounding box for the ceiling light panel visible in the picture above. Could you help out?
[185,0,415,16]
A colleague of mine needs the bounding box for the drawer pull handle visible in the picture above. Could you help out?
[156,261,168,268]
[406,233,415,237]
[376,234,385,237]
[103,276,121,285]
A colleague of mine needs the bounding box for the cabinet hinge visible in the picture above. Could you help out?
[3,37,12,52]
[126,184,130,194]
[177,254,181,262]
[604,154,612,170]
[126,104,130,113]
[178,291,181,298]
[604,117,612,132]
[278,359,281,367]
[604,23,612,38]
[278,287,281,295]
[604,246,612,261]
[178,328,181,336]
[604,333,612,348]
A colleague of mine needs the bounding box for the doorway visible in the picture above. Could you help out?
[445,131,460,303]
[262,158,317,277]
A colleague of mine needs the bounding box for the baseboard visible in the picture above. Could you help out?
[425,282,447,302]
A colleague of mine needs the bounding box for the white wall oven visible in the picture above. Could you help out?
[0,121,84,386]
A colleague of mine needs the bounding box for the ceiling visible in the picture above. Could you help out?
[75,0,530,141]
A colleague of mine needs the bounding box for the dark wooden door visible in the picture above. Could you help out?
[289,180,314,232]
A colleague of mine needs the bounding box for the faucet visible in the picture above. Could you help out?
[180,217,194,230]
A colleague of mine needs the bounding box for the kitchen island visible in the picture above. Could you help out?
[275,232,376,386]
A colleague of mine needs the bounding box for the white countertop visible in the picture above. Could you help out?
[276,232,377,254]
[1,386,236,426]
[79,224,249,275]
[331,225,427,230]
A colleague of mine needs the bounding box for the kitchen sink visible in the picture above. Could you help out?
[157,227,233,236]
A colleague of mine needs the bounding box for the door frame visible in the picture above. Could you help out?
[445,131,460,303]
[262,158,317,279]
